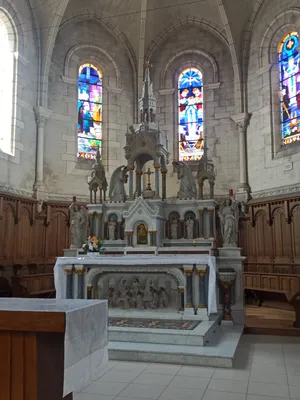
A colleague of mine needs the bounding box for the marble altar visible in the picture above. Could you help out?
[0,298,108,397]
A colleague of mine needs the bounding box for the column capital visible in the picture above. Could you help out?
[231,112,251,131]
[34,106,52,127]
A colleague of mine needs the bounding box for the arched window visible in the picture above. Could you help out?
[178,68,204,161]
[278,32,300,145]
[0,16,16,155]
[77,63,102,160]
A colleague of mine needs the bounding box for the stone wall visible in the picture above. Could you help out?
[0,0,38,195]
[44,19,135,197]
[247,0,300,197]
[151,25,239,198]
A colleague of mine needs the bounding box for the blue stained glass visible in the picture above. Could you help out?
[278,32,300,145]
[178,68,204,161]
[77,64,102,159]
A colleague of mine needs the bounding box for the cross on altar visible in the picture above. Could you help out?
[145,167,154,191]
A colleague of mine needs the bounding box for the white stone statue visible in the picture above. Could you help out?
[218,197,239,247]
[109,166,128,202]
[173,161,197,199]
[69,200,88,249]
[108,217,117,240]
[171,217,178,239]
[186,217,194,239]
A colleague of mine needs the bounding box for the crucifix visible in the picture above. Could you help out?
[145,168,154,191]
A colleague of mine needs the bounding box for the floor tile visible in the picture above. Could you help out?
[202,390,246,400]
[167,375,210,390]
[118,383,166,399]
[213,368,250,381]
[145,363,182,375]
[75,395,115,400]
[247,396,289,400]
[177,366,215,378]
[290,385,300,399]
[247,381,289,398]
[99,369,142,383]
[112,361,149,371]
[250,370,288,384]
[82,381,128,396]
[251,363,287,375]
[288,375,300,386]
[133,372,174,386]
[158,386,205,400]
[207,378,248,394]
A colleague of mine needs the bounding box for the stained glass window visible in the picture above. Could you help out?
[278,32,300,145]
[178,68,204,161]
[77,64,102,159]
[0,18,14,155]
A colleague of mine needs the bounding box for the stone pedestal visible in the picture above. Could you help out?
[217,268,236,325]
[217,247,245,325]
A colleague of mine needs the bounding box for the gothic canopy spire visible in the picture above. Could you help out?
[139,60,156,125]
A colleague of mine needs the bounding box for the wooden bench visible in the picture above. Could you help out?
[11,273,55,298]
[244,272,300,328]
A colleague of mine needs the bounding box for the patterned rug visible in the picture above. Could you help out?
[108,317,201,330]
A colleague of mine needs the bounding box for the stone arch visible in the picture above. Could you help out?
[160,49,219,89]
[64,44,121,88]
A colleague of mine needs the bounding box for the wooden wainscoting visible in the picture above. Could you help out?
[0,193,72,266]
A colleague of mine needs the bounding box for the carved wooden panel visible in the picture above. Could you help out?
[15,208,31,264]
[46,212,69,262]
[272,208,292,264]
[0,205,15,265]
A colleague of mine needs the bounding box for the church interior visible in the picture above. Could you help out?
[1,0,300,399]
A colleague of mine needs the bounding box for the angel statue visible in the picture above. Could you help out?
[109,166,128,202]
[172,161,197,199]
[218,197,239,247]
[69,197,88,249]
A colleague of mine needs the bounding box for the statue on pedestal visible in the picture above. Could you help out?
[108,217,117,240]
[173,161,197,199]
[186,217,194,240]
[218,198,239,247]
[109,166,128,202]
[171,217,178,239]
[69,197,88,249]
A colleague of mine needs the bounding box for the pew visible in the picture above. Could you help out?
[244,272,300,328]
[11,273,55,298]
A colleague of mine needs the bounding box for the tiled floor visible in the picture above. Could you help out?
[75,335,300,400]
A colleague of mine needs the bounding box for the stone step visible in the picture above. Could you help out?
[108,317,221,346]
[108,325,243,368]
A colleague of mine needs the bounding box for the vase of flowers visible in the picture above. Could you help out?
[82,236,106,255]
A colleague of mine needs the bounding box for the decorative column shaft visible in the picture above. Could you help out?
[231,113,251,192]
[65,267,74,299]
[208,209,215,238]
[33,106,52,198]
[180,219,185,239]
[198,269,207,308]
[136,171,143,197]
[149,231,157,246]
[154,165,160,198]
[161,170,167,200]
[117,221,121,240]
[184,268,193,308]
[179,286,185,311]
[217,268,237,323]
[125,232,133,247]
[76,268,84,299]
[199,210,204,237]
[128,169,134,199]
[87,285,93,300]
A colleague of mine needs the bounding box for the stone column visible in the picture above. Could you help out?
[231,113,251,200]
[208,209,215,238]
[217,268,237,324]
[161,169,167,200]
[75,267,84,299]
[65,267,74,299]
[117,220,121,240]
[184,266,194,314]
[125,231,133,247]
[199,209,204,237]
[154,165,160,198]
[136,171,143,197]
[149,231,157,246]
[179,286,185,312]
[87,285,93,300]
[128,169,134,199]
[33,106,52,199]
[180,219,185,239]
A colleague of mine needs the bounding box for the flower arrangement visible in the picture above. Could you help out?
[82,236,106,254]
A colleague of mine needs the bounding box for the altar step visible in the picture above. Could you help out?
[108,325,244,368]
[108,315,221,347]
